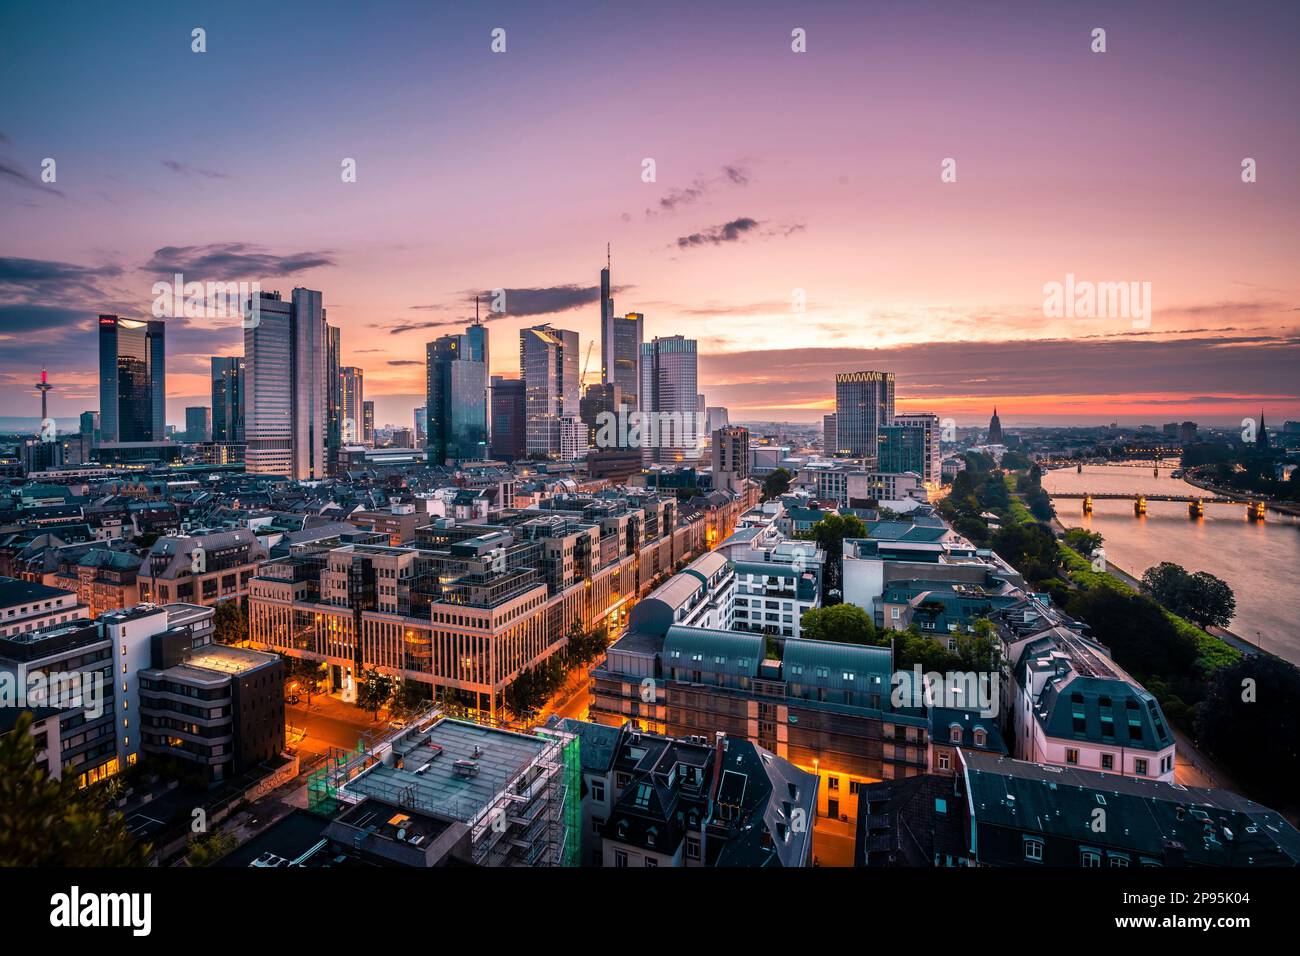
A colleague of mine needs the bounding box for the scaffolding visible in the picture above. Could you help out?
[536,726,581,867]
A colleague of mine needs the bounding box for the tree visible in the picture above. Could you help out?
[1194,656,1300,805]
[1025,487,1055,522]
[1140,563,1236,630]
[1063,527,1103,556]
[1000,450,1032,471]
[799,603,876,645]
[952,515,990,546]
[1064,588,1198,681]
[357,668,395,719]
[990,521,1058,584]
[761,467,794,501]
[0,712,150,866]
[802,513,868,597]
[977,474,1010,512]
[213,598,247,645]
[185,830,237,867]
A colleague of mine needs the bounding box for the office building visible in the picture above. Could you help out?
[891,413,941,488]
[639,335,701,465]
[521,325,580,458]
[414,405,427,447]
[711,425,750,494]
[210,356,245,442]
[580,382,622,448]
[185,406,212,443]
[823,413,837,456]
[340,366,365,444]
[243,289,331,480]
[489,376,526,460]
[138,529,268,607]
[834,371,894,459]
[426,328,489,464]
[98,315,166,443]
[327,324,342,467]
[363,401,375,446]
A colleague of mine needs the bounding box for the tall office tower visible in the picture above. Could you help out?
[363,401,375,446]
[185,406,212,443]
[834,371,894,459]
[558,415,588,462]
[580,382,622,447]
[639,334,701,464]
[78,410,100,460]
[426,328,488,464]
[467,317,490,445]
[878,423,927,476]
[326,325,342,467]
[98,315,165,443]
[892,412,941,487]
[414,406,427,447]
[600,253,642,410]
[339,366,365,444]
[210,356,245,442]
[520,324,579,457]
[244,289,330,479]
[823,413,838,456]
[987,407,1004,445]
[706,406,730,435]
[711,425,750,493]
[489,376,526,460]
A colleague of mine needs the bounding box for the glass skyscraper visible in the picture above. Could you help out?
[834,370,894,460]
[210,356,245,442]
[98,315,165,443]
[427,327,488,464]
[639,334,700,464]
[520,324,579,457]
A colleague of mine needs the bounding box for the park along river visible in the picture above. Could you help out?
[1042,462,1300,666]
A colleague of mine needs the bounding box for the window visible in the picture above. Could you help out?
[1024,839,1043,862]
[644,858,657,867]
[949,726,962,744]
[686,836,700,860]
[1109,854,1130,867]
[938,752,950,771]
[1135,758,1148,776]
[1101,753,1114,771]
[590,779,605,802]
[613,850,628,868]
[1065,748,1079,765]
[973,729,986,748]
[1081,848,1102,867]
[592,816,605,835]
[827,776,839,791]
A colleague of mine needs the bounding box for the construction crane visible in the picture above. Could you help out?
[580,340,594,391]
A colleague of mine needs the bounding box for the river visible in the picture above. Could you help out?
[1042,462,1300,665]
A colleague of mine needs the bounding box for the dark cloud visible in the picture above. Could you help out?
[675,217,761,248]
[144,243,335,280]
[161,160,229,179]
[387,359,423,366]
[0,304,95,337]
[0,257,122,298]
[0,158,64,197]
[648,162,751,216]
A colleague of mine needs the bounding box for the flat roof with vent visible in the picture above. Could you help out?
[343,718,549,822]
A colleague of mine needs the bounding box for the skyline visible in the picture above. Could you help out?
[2,0,1298,427]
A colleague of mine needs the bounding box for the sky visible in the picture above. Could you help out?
[1,0,1298,428]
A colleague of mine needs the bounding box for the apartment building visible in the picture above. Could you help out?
[555,718,817,867]
[0,577,87,639]
[139,529,268,607]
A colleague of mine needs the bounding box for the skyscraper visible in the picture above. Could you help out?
[891,412,941,487]
[834,371,894,460]
[521,324,579,457]
[363,401,375,446]
[185,406,212,443]
[339,366,365,443]
[244,289,330,479]
[98,315,165,443]
[640,334,700,464]
[326,324,342,468]
[600,245,643,414]
[427,328,488,464]
[489,376,526,460]
[211,356,245,443]
[467,315,490,445]
[414,405,427,448]
[823,413,838,456]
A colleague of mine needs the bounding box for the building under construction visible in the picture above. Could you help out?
[309,712,579,867]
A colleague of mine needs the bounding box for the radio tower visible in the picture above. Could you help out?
[35,366,53,420]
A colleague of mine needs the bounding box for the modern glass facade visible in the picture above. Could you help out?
[210,356,245,442]
[878,424,926,474]
[98,315,165,443]
[427,329,488,464]
[834,370,894,460]
[640,334,700,464]
[520,325,579,457]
